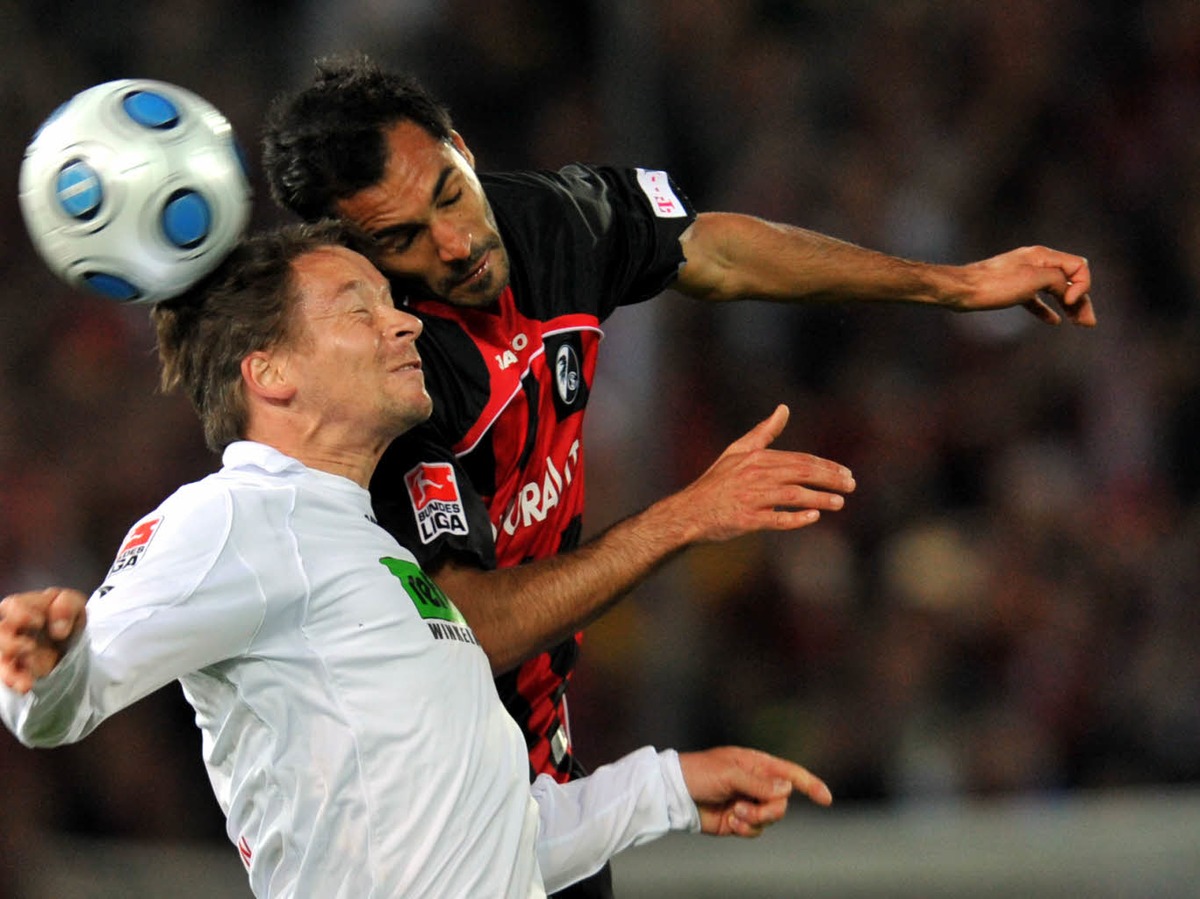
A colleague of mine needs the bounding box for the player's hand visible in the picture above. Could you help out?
[665,405,855,544]
[678,746,832,837]
[953,245,1095,326]
[0,587,87,693]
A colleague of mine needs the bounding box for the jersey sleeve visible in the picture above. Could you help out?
[0,485,266,748]
[532,746,700,893]
[370,423,498,571]
[482,165,697,322]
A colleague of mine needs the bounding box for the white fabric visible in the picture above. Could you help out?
[1,441,699,897]
[533,746,700,894]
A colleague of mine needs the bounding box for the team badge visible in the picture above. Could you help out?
[108,516,163,574]
[635,168,686,218]
[404,462,470,544]
[555,343,581,405]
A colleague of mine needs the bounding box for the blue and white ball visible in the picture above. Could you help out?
[19,79,252,305]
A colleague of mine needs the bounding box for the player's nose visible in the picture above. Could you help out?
[384,306,423,342]
[431,219,472,262]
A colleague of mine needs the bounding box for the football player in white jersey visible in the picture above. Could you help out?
[0,221,836,899]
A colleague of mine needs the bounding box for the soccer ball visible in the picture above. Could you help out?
[19,79,252,305]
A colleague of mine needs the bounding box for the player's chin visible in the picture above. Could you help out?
[409,388,434,424]
[443,256,508,308]
[446,279,502,308]
[385,388,433,434]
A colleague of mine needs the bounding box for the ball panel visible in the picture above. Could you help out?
[55,160,104,220]
[161,190,211,249]
[83,272,142,302]
[121,90,180,129]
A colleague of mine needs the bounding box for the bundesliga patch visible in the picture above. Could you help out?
[108,516,163,575]
[635,168,686,218]
[404,462,470,544]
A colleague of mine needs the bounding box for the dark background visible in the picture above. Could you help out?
[1,0,1197,890]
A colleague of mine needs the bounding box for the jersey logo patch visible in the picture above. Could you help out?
[404,462,470,544]
[636,168,686,218]
[499,439,580,538]
[108,516,163,575]
[554,343,581,405]
[379,556,480,647]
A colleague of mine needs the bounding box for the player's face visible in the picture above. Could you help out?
[287,245,432,442]
[334,121,511,309]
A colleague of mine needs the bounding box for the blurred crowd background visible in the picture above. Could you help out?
[1,0,1198,890]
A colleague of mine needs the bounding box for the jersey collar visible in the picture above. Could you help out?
[222,440,309,476]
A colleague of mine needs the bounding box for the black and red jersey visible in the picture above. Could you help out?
[371,165,696,783]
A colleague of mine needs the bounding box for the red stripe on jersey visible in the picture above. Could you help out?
[488,343,593,566]
[409,290,601,781]
[517,649,573,777]
[411,290,601,456]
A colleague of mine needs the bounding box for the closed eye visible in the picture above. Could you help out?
[372,225,420,253]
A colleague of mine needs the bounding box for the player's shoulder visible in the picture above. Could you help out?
[479,168,581,235]
[102,474,236,583]
[152,469,232,519]
[156,462,297,539]
[481,164,639,209]
[144,471,240,539]
[481,164,693,246]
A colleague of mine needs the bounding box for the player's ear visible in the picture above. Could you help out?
[449,130,475,169]
[241,350,296,402]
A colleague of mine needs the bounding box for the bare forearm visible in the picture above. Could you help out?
[676,213,1095,327]
[677,212,960,306]
[435,407,855,673]
[436,496,693,673]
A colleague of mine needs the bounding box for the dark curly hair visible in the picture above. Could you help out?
[153,220,375,452]
[262,53,455,222]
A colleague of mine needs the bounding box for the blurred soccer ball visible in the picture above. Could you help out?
[19,79,252,305]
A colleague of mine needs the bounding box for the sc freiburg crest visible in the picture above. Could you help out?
[555,342,580,405]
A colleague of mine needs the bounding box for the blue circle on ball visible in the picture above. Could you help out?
[83,272,141,302]
[122,90,180,129]
[56,159,103,220]
[162,190,211,248]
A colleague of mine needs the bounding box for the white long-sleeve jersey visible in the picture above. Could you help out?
[0,442,698,897]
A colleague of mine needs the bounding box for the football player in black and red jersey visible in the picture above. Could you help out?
[263,56,1094,899]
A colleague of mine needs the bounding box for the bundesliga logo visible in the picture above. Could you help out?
[404,462,469,544]
[108,516,163,574]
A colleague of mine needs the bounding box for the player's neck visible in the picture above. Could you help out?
[246,422,385,489]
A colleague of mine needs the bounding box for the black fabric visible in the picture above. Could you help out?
[369,164,696,792]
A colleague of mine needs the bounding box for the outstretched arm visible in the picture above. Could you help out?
[675,211,1095,326]
[532,744,831,892]
[435,404,856,673]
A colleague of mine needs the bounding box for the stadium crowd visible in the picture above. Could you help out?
[0,0,1196,887]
